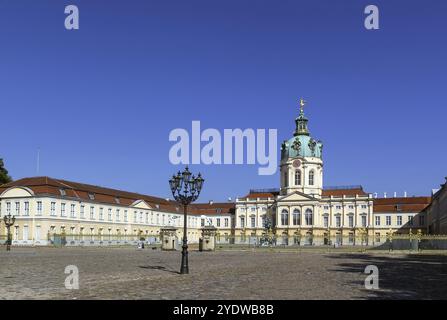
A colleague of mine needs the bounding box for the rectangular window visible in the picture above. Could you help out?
[6,202,11,215]
[336,205,342,210]
[250,216,256,228]
[140,212,144,223]
[134,211,137,223]
[108,208,112,221]
[361,205,367,209]
[124,210,128,222]
[336,216,341,228]
[145,212,148,224]
[61,203,66,217]
[361,215,367,227]
[51,202,56,216]
[397,216,402,226]
[375,216,380,226]
[225,218,229,227]
[70,204,76,218]
[15,202,20,215]
[408,216,413,226]
[24,202,29,216]
[386,216,391,226]
[201,219,205,227]
[99,207,104,220]
[240,216,245,227]
[37,201,43,215]
[217,218,221,227]
[80,205,85,218]
[323,216,328,228]
[90,207,95,220]
[116,209,120,221]
[348,215,354,228]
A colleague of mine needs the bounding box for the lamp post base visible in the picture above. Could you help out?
[180,244,189,274]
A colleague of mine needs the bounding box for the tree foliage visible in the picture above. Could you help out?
[0,158,12,184]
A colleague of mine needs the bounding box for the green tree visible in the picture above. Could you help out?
[0,158,12,184]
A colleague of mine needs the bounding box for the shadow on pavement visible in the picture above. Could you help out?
[327,253,447,299]
[138,265,180,275]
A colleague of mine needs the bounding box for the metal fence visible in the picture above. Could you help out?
[46,233,162,247]
[4,233,447,251]
[214,234,447,251]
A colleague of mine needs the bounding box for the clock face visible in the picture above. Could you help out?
[292,159,301,168]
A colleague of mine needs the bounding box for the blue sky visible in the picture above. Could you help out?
[1,0,446,201]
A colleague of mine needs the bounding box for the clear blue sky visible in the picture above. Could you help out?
[1,0,446,201]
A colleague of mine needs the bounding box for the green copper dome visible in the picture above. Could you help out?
[281,135,323,160]
[281,100,323,160]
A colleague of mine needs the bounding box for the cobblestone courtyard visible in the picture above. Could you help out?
[1,247,446,299]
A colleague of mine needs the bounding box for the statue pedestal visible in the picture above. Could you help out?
[160,227,179,251]
[199,226,217,251]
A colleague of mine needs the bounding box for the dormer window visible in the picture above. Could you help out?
[59,189,66,196]
[395,204,402,211]
[88,193,95,200]
[115,197,120,204]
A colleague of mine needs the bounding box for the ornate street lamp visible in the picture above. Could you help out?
[169,166,204,274]
[3,214,16,251]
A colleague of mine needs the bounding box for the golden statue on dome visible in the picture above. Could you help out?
[299,98,307,115]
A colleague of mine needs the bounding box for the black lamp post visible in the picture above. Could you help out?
[169,166,204,274]
[3,214,16,251]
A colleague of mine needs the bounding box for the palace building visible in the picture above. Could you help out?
[234,100,432,245]
[0,101,436,246]
[0,177,234,246]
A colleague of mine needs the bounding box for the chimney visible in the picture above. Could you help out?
[209,200,213,205]
[393,192,397,198]
[374,192,378,198]
[384,192,387,198]
[404,191,407,198]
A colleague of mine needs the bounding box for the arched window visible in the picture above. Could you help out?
[309,170,314,186]
[293,209,301,225]
[294,170,301,186]
[281,209,289,226]
[284,170,289,187]
[305,209,313,226]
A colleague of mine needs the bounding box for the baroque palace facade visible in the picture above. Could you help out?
[0,101,436,246]
[234,100,431,245]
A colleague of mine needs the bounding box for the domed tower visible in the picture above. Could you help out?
[280,99,323,197]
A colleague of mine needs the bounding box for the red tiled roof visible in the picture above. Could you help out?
[373,197,431,213]
[0,177,235,215]
[241,192,277,200]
